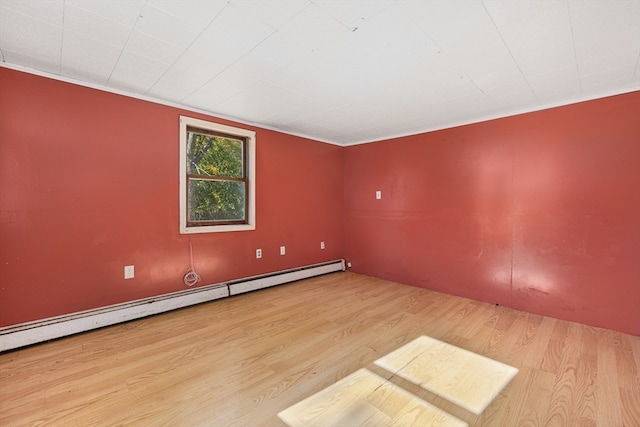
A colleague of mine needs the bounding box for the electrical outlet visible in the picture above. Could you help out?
[347,262,352,268]
[124,265,134,279]
[320,241,325,249]
[256,248,262,259]
[280,246,286,255]
[376,190,382,199]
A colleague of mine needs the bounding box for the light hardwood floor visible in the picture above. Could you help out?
[1,272,638,426]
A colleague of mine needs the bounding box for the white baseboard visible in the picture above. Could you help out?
[0,259,345,352]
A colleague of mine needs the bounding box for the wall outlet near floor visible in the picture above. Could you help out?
[347,262,352,268]
[256,248,262,259]
[320,241,325,249]
[376,190,382,199]
[280,246,286,255]
[124,265,135,279]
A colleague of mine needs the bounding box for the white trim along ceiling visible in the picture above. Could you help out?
[1,0,638,145]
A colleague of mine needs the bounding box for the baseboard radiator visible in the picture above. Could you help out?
[0,259,345,352]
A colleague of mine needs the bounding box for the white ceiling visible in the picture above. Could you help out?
[1,0,639,145]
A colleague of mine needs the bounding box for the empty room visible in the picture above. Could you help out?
[1,0,639,426]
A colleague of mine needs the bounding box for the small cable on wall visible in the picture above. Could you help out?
[184,237,201,287]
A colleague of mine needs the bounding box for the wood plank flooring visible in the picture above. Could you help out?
[1,272,638,426]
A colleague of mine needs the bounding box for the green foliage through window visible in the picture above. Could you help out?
[186,128,247,224]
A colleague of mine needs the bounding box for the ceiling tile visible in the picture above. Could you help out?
[570,0,640,66]
[352,3,441,62]
[172,39,240,79]
[579,49,640,79]
[2,48,60,75]
[575,35,640,69]
[201,4,277,51]
[276,3,350,50]
[525,64,580,88]
[0,0,63,26]
[0,6,62,70]
[229,0,310,29]
[531,78,582,101]
[64,2,133,49]
[232,52,293,83]
[148,0,227,28]
[66,0,145,27]
[124,30,185,65]
[255,65,339,108]
[250,30,312,67]
[568,0,640,39]
[146,66,212,102]
[399,0,494,50]
[581,64,640,92]
[109,51,170,93]
[279,116,339,138]
[181,67,262,109]
[483,0,560,27]
[214,81,305,123]
[313,0,395,30]
[469,66,531,95]
[134,4,204,48]
[490,1,577,76]
[490,88,538,109]
[61,29,122,84]
[172,4,276,77]
[260,108,319,130]
[307,36,395,90]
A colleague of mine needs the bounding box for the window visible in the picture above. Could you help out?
[180,116,255,233]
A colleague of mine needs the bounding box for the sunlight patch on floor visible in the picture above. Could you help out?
[278,368,467,427]
[279,336,519,426]
[375,335,518,415]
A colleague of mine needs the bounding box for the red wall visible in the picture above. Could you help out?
[2,67,638,336]
[344,92,640,336]
[0,68,344,327]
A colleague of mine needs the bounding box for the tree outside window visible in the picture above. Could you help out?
[187,127,247,225]
[180,117,256,234]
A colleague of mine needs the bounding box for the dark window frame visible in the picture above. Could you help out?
[185,126,249,227]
